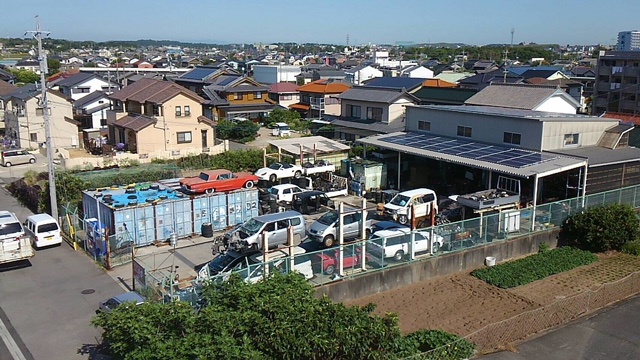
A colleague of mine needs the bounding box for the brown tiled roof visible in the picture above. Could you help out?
[297,79,351,94]
[128,81,174,103]
[113,114,157,132]
[0,80,17,96]
[109,78,205,105]
[109,78,157,101]
[269,82,299,93]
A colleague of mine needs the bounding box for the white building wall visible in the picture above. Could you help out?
[405,67,433,78]
[533,95,578,114]
[253,65,301,84]
[352,66,383,85]
[68,78,114,101]
[541,120,618,150]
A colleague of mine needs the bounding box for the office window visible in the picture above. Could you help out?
[184,106,191,116]
[564,133,579,146]
[367,107,383,121]
[30,133,38,142]
[234,92,243,100]
[457,126,472,137]
[347,104,361,118]
[177,131,192,144]
[254,91,262,99]
[503,132,521,145]
[175,106,182,117]
[418,121,431,131]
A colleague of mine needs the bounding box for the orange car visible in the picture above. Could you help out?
[180,169,258,194]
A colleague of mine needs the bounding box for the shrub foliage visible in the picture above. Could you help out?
[93,273,473,360]
[472,247,597,289]
[560,204,640,252]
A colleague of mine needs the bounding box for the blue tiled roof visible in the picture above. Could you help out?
[363,77,427,91]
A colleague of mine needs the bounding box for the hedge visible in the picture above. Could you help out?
[471,247,597,289]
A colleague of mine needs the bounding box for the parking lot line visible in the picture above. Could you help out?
[0,313,27,360]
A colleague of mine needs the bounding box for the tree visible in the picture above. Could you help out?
[215,120,259,143]
[47,58,61,75]
[561,204,640,252]
[10,69,39,84]
[265,108,308,132]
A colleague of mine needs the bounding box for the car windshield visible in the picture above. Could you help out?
[268,163,282,170]
[278,124,290,130]
[0,222,23,236]
[209,253,237,272]
[389,194,411,207]
[241,218,264,235]
[317,211,338,225]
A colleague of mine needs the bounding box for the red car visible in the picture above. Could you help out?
[180,169,258,194]
[315,245,367,275]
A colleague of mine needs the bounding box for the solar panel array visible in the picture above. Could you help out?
[179,67,218,80]
[380,133,560,169]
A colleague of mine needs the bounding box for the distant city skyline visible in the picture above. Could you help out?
[2,0,639,47]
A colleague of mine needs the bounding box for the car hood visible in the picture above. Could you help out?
[255,167,271,175]
[308,221,331,234]
[383,203,402,212]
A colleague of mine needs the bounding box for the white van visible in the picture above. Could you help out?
[383,188,438,225]
[24,213,62,249]
[368,228,444,261]
[272,122,291,137]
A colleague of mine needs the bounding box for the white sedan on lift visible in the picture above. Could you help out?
[255,162,303,182]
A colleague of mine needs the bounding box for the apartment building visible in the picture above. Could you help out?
[592,51,640,115]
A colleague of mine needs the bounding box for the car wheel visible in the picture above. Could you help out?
[206,188,215,194]
[4,162,11,167]
[293,170,302,179]
[244,180,254,189]
[394,250,405,261]
[398,215,408,225]
[323,235,335,248]
[29,158,36,164]
[325,264,335,275]
[269,174,277,183]
[433,242,441,252]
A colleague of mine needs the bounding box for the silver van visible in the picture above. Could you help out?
[222,211,306,250]
[307,207,373,247]
[1,149,36,167]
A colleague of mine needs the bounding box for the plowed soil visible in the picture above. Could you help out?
[346,252,640,336]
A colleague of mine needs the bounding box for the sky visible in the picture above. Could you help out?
[2,0,640,46]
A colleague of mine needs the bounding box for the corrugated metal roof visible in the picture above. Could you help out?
[268,136,350,154]
[555,146,640,167]
[464,83,576,110]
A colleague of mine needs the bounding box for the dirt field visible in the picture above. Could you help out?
[346,252,640,336]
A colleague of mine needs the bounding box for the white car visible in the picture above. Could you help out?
[268,184,305,203]
[367,228,444,261]
[255,162,303,182]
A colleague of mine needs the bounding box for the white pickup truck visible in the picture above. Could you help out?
[0,211,34,264]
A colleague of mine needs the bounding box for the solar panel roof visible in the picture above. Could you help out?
[379,132,563,169]
[179,67,218,81]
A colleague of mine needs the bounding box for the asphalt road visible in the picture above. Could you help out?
[0,179,124,360]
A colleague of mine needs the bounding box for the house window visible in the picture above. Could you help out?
[35,107,51,116]
[30,133,38,142]
[302,94,310,103]
[564,133,579,146]
[100,118,107,127]
[177,131,192,144]
[347,104,361,118]
[175,106,182,117]
[184,106,191,116]
[367,107,383,121]
[234,93,243,100]
[72,87,90,94]
[254,91,262,99]
[418,121,431,131]
[457,126,472,137]
[503,132,521,145]
[281,94,292,101]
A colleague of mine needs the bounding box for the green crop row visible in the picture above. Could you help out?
[472,247,597,289]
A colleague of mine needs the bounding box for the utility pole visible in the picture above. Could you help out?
[27,16,58,220]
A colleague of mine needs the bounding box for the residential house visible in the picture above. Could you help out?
[0,80,17,112]
[457,69,524,91]
[358,105,637,197]
[345,65,383,85]
[570,66,596,77]
[413,79,477,106]
[471,61,498,73]
[290,79,351,118]
[201,74,275,122]
[72,91,111,130]
[332,86,419,141]
[3,84,78,149]
[55,72,120,101]
[132,60,154,69]
[519,69,570,81]
[268,82,300,108]
[173,66,239,95]
[252,65,301,84]
[14,59,40,74]
[592,51,640,116]
[399,64,434,79]
[523,78,586,112]
[362,77,427,93]
[464,83,580,114]
[312,68,347,82]
[434,72,472,84]
[0,68,15,83]
[107,78,216,156]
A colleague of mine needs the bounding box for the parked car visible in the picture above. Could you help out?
[254,163,303,182]
[218,211,306,250]
[97,291,145,314]
[368,228,444,261]
[315,245,366,275]
[24,213,62,249]
[271,122,291,137]
[268,184,305,203]
[307,207,374,247]
[370,221,408,236]
[198,249,261,280]
[0,210,34,265]
[292,190,334,215]
[180,169,258,194]
[383,188,438,225]
[1,149,36,167]
[246,246,314,281]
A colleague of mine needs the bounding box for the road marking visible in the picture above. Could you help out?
[0,315,26,360]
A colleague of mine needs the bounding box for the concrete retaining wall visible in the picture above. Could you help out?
[315,230,560,303]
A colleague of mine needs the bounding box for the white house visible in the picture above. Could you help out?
[345,65,383,85]
[464,83,580,114]
[55,72,119,101]
[72,91,111,130]
[399,64,434,79]
[252,65,301,84]
[14,59,41,74]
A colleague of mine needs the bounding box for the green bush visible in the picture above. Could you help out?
[621,240,640,256]
[472,247,597,289]
[215,120,259,143]
[156,150,271,172]
[397,330,474,359]
[560,204,640,252]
